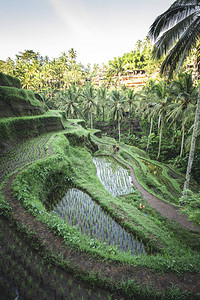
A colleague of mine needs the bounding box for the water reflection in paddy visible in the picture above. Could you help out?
[93,156,134,196]
[54,188,145,255]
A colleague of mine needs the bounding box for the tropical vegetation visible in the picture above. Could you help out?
[1,1,200,297]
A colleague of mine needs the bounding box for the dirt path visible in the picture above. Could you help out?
[114,155,200,233]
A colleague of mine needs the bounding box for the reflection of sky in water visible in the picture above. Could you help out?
[54,188,145,255]
[93,156,134,196]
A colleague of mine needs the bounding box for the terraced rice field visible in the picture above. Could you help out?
[53,188,145,255]
[93,156,134,196]
[0,134,53,183]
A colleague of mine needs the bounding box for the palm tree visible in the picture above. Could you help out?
[97,87,109,122]
[81,85,98,129]
[125,89,139,134]
[109,90,126,142]
[167,72,197,157]
[135,40,143,53]
[108,57,125,86]
[139,80,159,151]
[149,0,200,192]
[126,89,137,119]
[56,86,81,119]
[151,81,171,158]
[38,89,52,109]
[68,48,77,62]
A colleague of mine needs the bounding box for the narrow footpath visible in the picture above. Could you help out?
[114,155,200,233]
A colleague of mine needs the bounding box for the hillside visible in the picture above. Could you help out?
[0,74,200,300]
[0,73,66,153]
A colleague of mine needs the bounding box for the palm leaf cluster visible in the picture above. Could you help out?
[149,0,200,191]
[139,74,198,158]
[149,0,200,77]
[54,84,138,140]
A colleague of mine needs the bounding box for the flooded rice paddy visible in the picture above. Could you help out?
[54,188,145,255]
[93,156,134,196]
[53,156,145,255]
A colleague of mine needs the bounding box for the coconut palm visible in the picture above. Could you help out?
[55,86,81,118]
[149,0,200,191]
[149,0,200,77]
[139,80,159,151]
[109,90,126,142]
[125,89,139,134]
[68,48,77,62]
[126,89,135,119]
[97,87,109,122]
[151,81,172,158]
[80,85,99,129]
[108,57,125,87]
[167,72,197,157]
[135,40,143,53]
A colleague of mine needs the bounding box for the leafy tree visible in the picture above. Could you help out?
[167,72,197,157]
[55,86,81,118]
[149,0,200,192]
[16,50,40,64]
[109,90,126,142]
[97,87,109,122]
[80,85,98,129]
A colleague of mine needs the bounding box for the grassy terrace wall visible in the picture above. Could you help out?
[0,86,47,118]
[0,112,65,153]
[1,123,200,299]
[0,72,21,88]
[0,73,66,153]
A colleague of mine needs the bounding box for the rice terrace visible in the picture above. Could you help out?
[0,70,200,300]
[1,1,200,297]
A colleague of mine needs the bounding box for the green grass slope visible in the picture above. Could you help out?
[0,74,67,153]
[0,72,21,88]
[0,86,47,118]
[0,120,200,299]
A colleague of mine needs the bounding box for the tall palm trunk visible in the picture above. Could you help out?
[102,106,105,122]
[180,119,185,157]
[90,108,93,129]
[157,123,163,159]
[172,122,176,144]
[183,88,200,193]
[118,118,121,143]
[147,117,153,151]
[157,113,163,159]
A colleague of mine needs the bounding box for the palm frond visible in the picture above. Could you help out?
[152,13,196,59]
[149,4,198,41]
[160,17,200,76]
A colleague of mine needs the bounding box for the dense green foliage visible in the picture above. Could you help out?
[0,85,46,117]
[107,37,160,77]
[1,1,200,297]
[0,72,21,88]
[1,46,199,189]
[0,111,64,142]
[0,85,199,298]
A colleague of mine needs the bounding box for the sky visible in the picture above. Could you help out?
[0,0,173,67]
